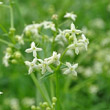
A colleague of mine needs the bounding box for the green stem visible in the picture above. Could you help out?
[10,3,14,28]
[30,73,51,107]
[0,38,14,47]
[55,71,60,110]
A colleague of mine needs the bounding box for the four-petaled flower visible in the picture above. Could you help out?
[25,42,42,57]
[55,29,67,42]
[63,62,78,76]
[70,23,82,35]
[47,51,61,65]
[79,34,89,50]
[42,21,56,31]
[64,12,77,21]
[25,58,38,74]
[38,59,53,74]
[68,37,83,55]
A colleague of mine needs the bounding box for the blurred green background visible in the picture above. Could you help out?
[0,0,110,110]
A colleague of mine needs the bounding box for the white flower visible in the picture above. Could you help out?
[24,23,43,36]
[70,23,82,34]
[25,42,42,57]
[0,2,3,5]
[68,37,83,55]
[55,29,67,42]
[42,21,56,31]
[3,52,11,67]
[15,35,24,45]
[47,51,61,65]
[64,12,77,21]
[63,62,78,76]
[38,59,53,74]
[78,34,89,50]
[0,92,3,95]
[25,58,38,74]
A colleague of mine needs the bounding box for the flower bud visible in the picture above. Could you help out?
[31,105,36,110]
[6,47,12,53]
[52,97,57,103]
[52,102,55,106]
[52,14,58,20]
[42,102,48,107]
[11,59,17,64]
[46,107,51,110]
[14,51,21,59]
[9,28,16,35]
[65,33,70,39]
[69,35,73,40]
[25,30,31,37]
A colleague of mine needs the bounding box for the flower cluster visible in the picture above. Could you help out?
[3,47,22,67]
[25,42,61,74]
[31,97,57,110]
[24,12,89,76]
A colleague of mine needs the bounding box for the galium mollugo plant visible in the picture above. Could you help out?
[0,1,89,109]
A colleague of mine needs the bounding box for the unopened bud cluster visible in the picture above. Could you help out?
[31,97,57,110]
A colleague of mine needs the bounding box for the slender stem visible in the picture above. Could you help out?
[55,71,60,110]
[30,73,51,107]
[9,3,14,28]
[0,38,14,47]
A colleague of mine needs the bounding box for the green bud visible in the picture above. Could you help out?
[31,105,36,110]
[52,97,57,103]
[11,59,17,64]
[25,30,31,37]
[9,28,16,35]
[14,51,21,59]
[52,102,55,106]
[42,102,48,107]
[6,47,12,53]
[69,35,73,40]
[46,107,51,110]
[65,33,70,39]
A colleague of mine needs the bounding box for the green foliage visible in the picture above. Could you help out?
[0,0,110,110]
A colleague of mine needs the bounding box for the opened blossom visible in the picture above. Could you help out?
[68,37,83,55]
[42,21,56,31]
[38,59,53,74]
[63,62,78,76]
[25,58,38,74]
[3,52,11,67]
[25,42,42,57]
[64,12,77,21]
[47,51,61,65]
[78,34,89,50]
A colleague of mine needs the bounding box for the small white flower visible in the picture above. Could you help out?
[43,21,56,31]
[0,92,3,95]
[15,35,24,45]
[47,51,61,65]
[68,37,83,55]
[24,23,43,36]
[55,29,67,42]
[0,2,3,5]
[38,59,53,74]
[64,12,77,21]
[3,52,11,67]
[70,23,82,34]
[25,42,42,57]
[78,34,89,50]
[63,62,78,76]
[25,58,38,74]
